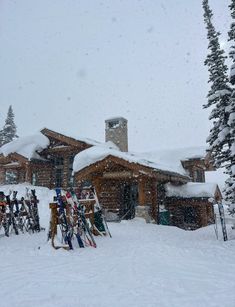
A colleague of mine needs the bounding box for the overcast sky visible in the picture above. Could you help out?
[0,0,231,152]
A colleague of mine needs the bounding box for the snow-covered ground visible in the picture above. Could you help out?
[0,184,235,307]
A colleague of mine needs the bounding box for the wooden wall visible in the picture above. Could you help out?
[30,164,53,187]
[165,197,214,230]
[98,179,121,214]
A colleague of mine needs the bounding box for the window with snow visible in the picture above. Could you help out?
[5,170,18,184]
[32,172,37,186]
[194,169,204,182]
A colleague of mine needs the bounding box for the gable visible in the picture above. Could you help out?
[74,154,189,183]
[40,128,93,150]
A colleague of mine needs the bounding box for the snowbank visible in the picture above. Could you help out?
[0,183,55,227]
[165,182,218,198]
[0,133,49,160]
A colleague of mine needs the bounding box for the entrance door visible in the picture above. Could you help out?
[120,182,138,220]
[157,184,170,225]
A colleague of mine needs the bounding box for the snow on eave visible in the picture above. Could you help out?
[40,127,101,147]
[0,133,50,161]
[138,146,209,176]
[165,182,219,199]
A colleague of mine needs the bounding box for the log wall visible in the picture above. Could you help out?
[165,198,214,230]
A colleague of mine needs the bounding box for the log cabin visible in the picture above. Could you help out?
[0,118,220,230]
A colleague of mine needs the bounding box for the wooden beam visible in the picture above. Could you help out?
[102,171,132,179]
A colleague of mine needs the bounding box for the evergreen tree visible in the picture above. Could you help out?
[202,0,232,170]
[225,0,235,212]
[0,106,18,146]
[0,129,4,146]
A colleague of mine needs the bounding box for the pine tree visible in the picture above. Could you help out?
[0,129,4,146]
[202,0,232,169]
[225,0,235,213]
[0,106,18,146]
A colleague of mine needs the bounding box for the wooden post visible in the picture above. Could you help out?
[138,177,146,206]
[93,178,102,195]
[49,202,58,238]
[25,162,31,183]
[151,180,157,222]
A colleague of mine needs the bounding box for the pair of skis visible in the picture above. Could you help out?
[69,189,97,248]
[0,192,19,237]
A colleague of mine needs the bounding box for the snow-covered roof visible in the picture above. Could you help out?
[137,146,208,176]
[40,127,101,146]
[0,133,50,160]
[73,144,190,178]
[165,182,218,199]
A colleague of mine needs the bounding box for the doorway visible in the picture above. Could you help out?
[119,182,138,220]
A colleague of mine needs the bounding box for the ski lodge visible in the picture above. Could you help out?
[0,117,222,230]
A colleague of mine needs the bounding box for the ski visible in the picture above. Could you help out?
[64,191,84,248]
[69,189,97,248]
[31,189,41,232]
[218,203,228,241]
[5,193,19,236]
[55,188,73,250]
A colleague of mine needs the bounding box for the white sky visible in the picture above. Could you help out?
[0,0,231,152]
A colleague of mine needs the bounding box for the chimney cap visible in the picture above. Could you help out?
[105,116,127,123]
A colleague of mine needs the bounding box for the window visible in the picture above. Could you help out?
[183,207,197,224]
[54,157,64,166]
[52,156,64,187]
[68,155,74,187]
[5,170,18,184]
[55,168,63,187]
[194,169,204,182]
[32,172,38,186]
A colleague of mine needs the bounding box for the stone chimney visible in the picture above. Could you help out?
[105,117,128,152]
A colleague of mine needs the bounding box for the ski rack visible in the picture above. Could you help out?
[48,191,97,250]
[48,187,111,250]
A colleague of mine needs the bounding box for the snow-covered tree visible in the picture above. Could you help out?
[225,0,235,213]
[0,129,4,146]
[202,0,232,170]
[0,106,18,146]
